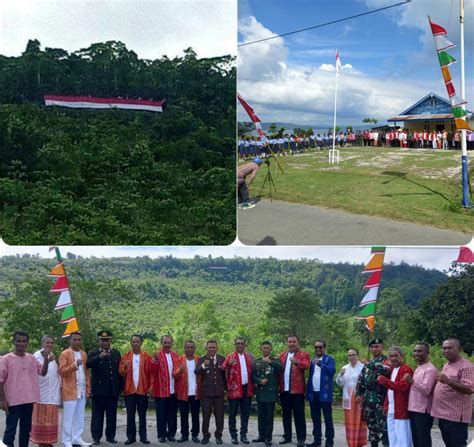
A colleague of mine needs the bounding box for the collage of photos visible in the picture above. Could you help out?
[0,1,473,447]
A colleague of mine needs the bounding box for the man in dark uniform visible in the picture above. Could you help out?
[87,331,122,445]
[195,340,226,445]
[251,341,282,446]
[355,338,391,447]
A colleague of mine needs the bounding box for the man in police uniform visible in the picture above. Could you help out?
[251,341,282,446]
[195,340,226,445]
[87,331,122,445]
[355,338,391,447]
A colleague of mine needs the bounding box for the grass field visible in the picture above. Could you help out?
[245,147,473,233]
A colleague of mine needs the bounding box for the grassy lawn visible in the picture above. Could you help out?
[245,147,473,233]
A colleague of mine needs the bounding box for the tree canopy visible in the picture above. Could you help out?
[0,40,236,244]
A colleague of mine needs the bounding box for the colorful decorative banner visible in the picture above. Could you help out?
[48,247,80,336]
[429,18,471,131]
[62,318,79,337]
[48,262,66,277]
[49,276,69,293]
[54,290,72,310]
[356,247,386,332]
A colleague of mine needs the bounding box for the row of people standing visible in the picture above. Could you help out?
[1,331,473,447]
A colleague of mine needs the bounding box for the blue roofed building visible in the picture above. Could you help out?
[388,92,472,133]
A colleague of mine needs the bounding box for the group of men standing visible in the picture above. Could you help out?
[1,331,473,447]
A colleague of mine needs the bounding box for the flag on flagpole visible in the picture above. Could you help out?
[62,318,80,337]
[48,262,66,277]
[429,17,471,132]
[456,238,474,263]
[54,291,72,310]
[336,50,342,77]
[237,93,267,141]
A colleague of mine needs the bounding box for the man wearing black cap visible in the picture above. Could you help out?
[355,339,391,447]
[87,331,122,445]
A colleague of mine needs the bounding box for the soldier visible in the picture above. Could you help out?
[355,338,391,447]
[87,331,122,445]
[251,341,282,446]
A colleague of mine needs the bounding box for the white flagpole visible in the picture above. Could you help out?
[459,0,470,207]
[332,51,338,154]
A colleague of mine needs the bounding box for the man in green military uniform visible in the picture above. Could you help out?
[355,338,391,447]
[251,341,282,446]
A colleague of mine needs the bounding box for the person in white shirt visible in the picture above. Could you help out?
[336,348,367,447]
[30,335,61,447]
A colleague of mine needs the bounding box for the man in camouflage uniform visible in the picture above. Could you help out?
[355,338,391,447]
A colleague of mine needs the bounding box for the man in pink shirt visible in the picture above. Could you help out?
[430,338,474,447]
[404,343,438,447]
[0,331,49,447]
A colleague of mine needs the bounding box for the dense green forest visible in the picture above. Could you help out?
[1,255,472,367]
[0,40,236,244]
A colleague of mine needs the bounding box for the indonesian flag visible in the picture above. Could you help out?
[237,93,267,141]
[336,50,342,76]
[456,238,474,263]
[44,95,165,112]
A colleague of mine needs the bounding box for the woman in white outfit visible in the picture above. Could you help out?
[336,349,367,447]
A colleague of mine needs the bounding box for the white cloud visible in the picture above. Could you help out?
[0,0,236,59]
[238,12,472,126]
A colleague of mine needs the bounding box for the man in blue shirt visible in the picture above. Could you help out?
[306,340,336,447]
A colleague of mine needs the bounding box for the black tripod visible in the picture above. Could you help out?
[259,158,277,201]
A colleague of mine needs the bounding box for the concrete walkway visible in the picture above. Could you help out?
[1,409,471,447]
[238,200,470,245]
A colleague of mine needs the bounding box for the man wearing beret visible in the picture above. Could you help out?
[87,331,122,445]
[355,339,391,447]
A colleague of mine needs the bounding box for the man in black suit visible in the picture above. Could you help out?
[195,340,226,445]
[87,331,122,445]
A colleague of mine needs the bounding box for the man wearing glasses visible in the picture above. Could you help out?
[306,341,336,447]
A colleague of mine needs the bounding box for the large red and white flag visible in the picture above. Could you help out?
[237,93,267,141]
[44,95,165,112]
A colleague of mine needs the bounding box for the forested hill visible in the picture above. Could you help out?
[0,40,236,245]
[0,254,453,355]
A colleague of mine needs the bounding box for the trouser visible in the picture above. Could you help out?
[62,397,87,445]
[387,413,412,447]
[2,403,33,447]
[309,393,334,445]
[124,393,149,441]
[238,182,249,204]
[201,396,224,439]
[438,418,468,447]
[257,402,275,441]
[364,402,388,445]
[155,394,178,439]
[280,392,306,442]
[409,411,433,447]
[228,387,251,438]
[91,395,119,441]
[178,396,200,438]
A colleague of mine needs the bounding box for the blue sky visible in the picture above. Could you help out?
[238,0,473,126]
[1,238,468,272]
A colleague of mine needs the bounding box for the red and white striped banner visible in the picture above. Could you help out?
[44,95,165,112]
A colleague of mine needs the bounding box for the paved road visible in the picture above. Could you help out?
[1,409,472,447]
[238,200,470,245]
